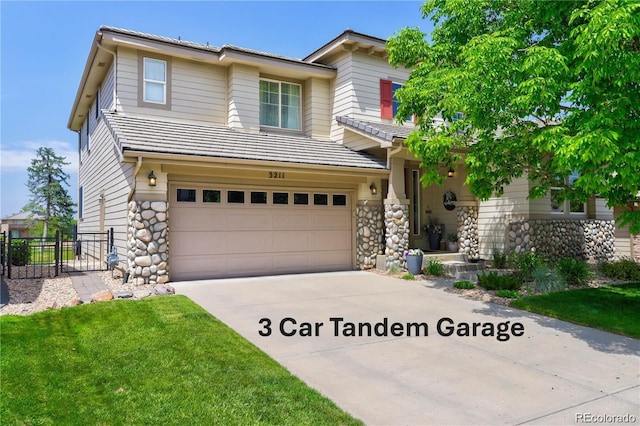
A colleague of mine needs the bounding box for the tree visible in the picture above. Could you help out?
[387,0,640,232]
[26,147,76,240]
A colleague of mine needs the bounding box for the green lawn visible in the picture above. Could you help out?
[510,282,640,339]
[1,296,362,425]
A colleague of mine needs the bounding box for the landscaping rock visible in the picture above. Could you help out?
[154,284,175,295]
[115,291,134,299]
[91,290,114,303]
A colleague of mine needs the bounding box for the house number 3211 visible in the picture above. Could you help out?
[269,172,285,179]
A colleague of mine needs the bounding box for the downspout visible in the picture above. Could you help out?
[387,141,403,168]
[96,41,117,112]
[127,156,143,203]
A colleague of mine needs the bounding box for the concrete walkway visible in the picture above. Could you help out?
[69,271,108,302]
[175,271,640,425]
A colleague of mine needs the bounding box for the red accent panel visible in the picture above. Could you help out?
[380,79,393,119]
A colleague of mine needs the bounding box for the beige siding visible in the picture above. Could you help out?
[78,116,134,261]
[228,63,260,130]
[304,77,331,140]
[613,207,633,258]
[102,63,115,111]
[477,176,531,257]
[116,47,227,124]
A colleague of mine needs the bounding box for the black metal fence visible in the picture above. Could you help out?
[1,228,112,280]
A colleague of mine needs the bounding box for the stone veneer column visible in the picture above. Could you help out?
[457,206,479,258]
[384,202,410,270]
[356,203,384,269]
[127,200,169,285]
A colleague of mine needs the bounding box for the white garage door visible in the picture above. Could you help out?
[169,184,353,280]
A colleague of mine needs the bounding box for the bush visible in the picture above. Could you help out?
[532,265,566,293]
[477,271,521,291]
[424,258,445,276]
[453,280,475,289]
[401,273,415,280]
[556,257,593,287]
[492,249,508,269]
[10,240,30,266]
[599,259,640,281]
[509,251,545,281]
[496,289,521,299]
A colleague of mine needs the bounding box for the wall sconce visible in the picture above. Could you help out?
[369,182,378,195]
[148,171,157,187]
[447,167,455,178]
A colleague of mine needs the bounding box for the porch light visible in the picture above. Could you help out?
[447,167,455,178]
[369,182,378,195]
[148,171,157,187]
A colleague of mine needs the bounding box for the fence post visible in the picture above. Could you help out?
[7,233,12,279]
[55,231,60,277]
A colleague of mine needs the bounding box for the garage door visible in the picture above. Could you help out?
[169,184,353,280]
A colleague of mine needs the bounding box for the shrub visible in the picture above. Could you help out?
[532,265,566,293]
[509,251,544,281]
[453,280,475,289]
[424,258,445,276]
[401,273,415,280]
[477,271,521,291]
[492,248,508,269]
[556,257,593,287]
[10,240,30,266]
[496,289,521,299]
[599,259,640,281]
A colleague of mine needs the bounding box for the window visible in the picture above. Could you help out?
[86,120,90,151]
[551,172,585,214]
[78,186,83,219]
[227,191,245,204]
[259,80,301,130]
[95,89,100,119]
[273,192,289,205]
[177,189,196,202]
[203,190,221,203]
[251,191,267,204]
[332,194,347,206]
[293,193,309,205]
[314,194,328,206]
[143,58,167,104]
[380,79,411,120]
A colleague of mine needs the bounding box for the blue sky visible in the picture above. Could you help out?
[0,0,432,218]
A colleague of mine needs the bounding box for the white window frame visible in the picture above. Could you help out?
[259,79,302,130]
[143,57,167,104]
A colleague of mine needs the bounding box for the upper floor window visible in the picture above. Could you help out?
[143,58,167,104]
[259,79,301,130]
[380,79,411,120]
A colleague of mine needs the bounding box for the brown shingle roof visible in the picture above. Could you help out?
[103,112,387,170]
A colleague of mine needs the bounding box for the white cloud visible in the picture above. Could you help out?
[0,139,78,174]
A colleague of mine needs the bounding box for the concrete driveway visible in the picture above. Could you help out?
[175,271,639,425]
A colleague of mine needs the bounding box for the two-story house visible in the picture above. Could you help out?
[68,26,634,284]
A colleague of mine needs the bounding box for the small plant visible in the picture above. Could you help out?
[477,271,521,291]
[496,289,521,299]
[556,257,593,287]
[446,233,458,242]
[401,273,415,280]
[532,265,566,293]
[424,258,445,276]
[10,240,30,266]
[492,248,508,269]
[599,258,640,281]
[404,248,424,257]
[509,251,544,281]
[453,280,475,289]
[388,263,400,274]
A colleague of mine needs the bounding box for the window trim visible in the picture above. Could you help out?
[138,52,171,110]
[259,78,302,130]
[78,186,83,219]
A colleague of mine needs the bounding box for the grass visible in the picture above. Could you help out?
[0,296,362,425]
[510,282,640,339]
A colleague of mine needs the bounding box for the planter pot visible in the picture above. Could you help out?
[406,255,423,275]
[447,242,459,252]
[428,232,441,251]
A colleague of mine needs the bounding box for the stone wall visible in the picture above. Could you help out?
[127,200,169,285]
[457,206,479,259]
[356,204,384,269]
[384,202,410,270]
[508,219,615,261]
